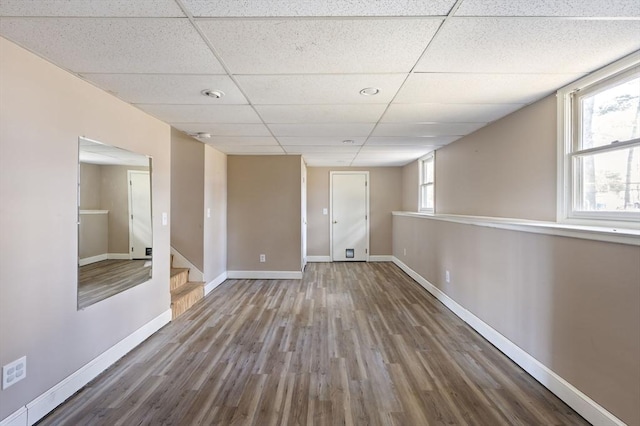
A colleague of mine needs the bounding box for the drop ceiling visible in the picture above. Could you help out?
[1,0,639,167]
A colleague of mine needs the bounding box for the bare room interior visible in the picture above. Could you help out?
[0,1,639,425]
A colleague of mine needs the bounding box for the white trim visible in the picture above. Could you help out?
[78,253,108,266]
[392,211,640,246]
[24,309,171,425]
[170,247,204,282]
[330,171,370,262]
[391,257,625,426]
[227,271,303,280]
[0,407,27,426]
[79,210,108,215]
[107,253,132,260]
[368,255,393,262]
[204,271,227,295]
[306,256,331,262]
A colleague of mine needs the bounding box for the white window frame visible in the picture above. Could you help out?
[419,152,435,213]
[557,52,640,228]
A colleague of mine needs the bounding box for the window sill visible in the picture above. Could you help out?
[392,211,640,246]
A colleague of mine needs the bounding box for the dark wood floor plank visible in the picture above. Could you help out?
[38,262,589,426]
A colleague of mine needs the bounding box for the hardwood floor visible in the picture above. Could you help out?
[43,262,588,425]
[78,260,151,309]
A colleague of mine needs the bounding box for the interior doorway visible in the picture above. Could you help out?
[128,170,152,259]
[330,171,369,261]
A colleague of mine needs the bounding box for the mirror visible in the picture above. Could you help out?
[78,137,153,309]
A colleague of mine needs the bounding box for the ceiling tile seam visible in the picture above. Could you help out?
[350,0,466,166]
[449,16,640,21]
[173,0,289,153]
[190,16,448,22]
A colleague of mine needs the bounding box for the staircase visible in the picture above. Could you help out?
[170,256,204,319]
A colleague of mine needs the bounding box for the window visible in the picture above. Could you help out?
[419,153,434,213]
[558,53,640,225]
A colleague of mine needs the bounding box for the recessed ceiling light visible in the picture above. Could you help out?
[342,139,355,144]
[359,87,380,96]
[201,89,225,99]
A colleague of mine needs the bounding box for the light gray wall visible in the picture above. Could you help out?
[0,38,171,421]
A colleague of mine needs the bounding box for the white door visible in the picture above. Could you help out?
[128,170,152,259]
[331,172,369,261]
[301,162,308,270]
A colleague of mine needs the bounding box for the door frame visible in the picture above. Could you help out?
[329,171,370,262]
[127,169,152,260]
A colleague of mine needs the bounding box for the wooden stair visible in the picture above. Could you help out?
[170,257,204,319]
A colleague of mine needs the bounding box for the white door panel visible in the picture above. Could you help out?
[128,170,152,259]
[331,172,368,261]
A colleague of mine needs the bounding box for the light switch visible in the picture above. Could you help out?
[207,208,211,218]
[162,212,168,226]
[322,208,328,215]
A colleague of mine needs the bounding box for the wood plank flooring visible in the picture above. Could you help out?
[43,262,589,425]
[78,260,152,309]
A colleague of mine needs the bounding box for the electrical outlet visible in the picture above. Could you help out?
[445,270,450,283]
[403,248,407,256]
[2,356,26,390]
[260,254,266,263]
[322,208,328,215]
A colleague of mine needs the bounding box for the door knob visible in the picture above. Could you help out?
[333,220,338,224]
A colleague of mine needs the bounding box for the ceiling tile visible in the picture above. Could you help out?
[416,18,640,74]
[351,159,411,167]
[214,145,285,154]
[137,105,262,123]
[0,18,224,73]
[269,123,375,137]
[359,145,437,154]
[184,0,455,17]
[455,0,640,17]
[383,103,524,123]
[372,123,486,137]
[203,136,279,146]
[256,105,387,123]
[276,137,366,146]
[0,0,185,17]
[82,74,247,104]
[366,136,459,146]
[171,123,272,136]
[395,73,584,104]
[198,19,442,74]
[237,74,407,104]
[283,145,360,154]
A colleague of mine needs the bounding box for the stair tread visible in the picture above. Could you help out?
[170,281,205,301]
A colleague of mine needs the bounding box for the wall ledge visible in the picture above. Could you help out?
[393,211,640,246]
[391,257,626,426]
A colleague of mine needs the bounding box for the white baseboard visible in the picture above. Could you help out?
[368,255,393,262]
[306,256,331,262]
[78,253,107,266]
[227,270,303,280]
[170,247,204,282]
[18,309,171,425]
[391,257,624,426]
[205,271,228,295]
[107,253,131,260]
[0,408,27,426]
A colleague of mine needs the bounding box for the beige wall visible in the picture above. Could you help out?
[393,215,640,425]
[0,37,171,421]
[171,129,205,271]
[403,95,557,220]
[203,144,227,281]
[401,160,419,212]
[78,213,108,259]
[79,163,102,210]
[307,167,403,257]
[227,155,301,271]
